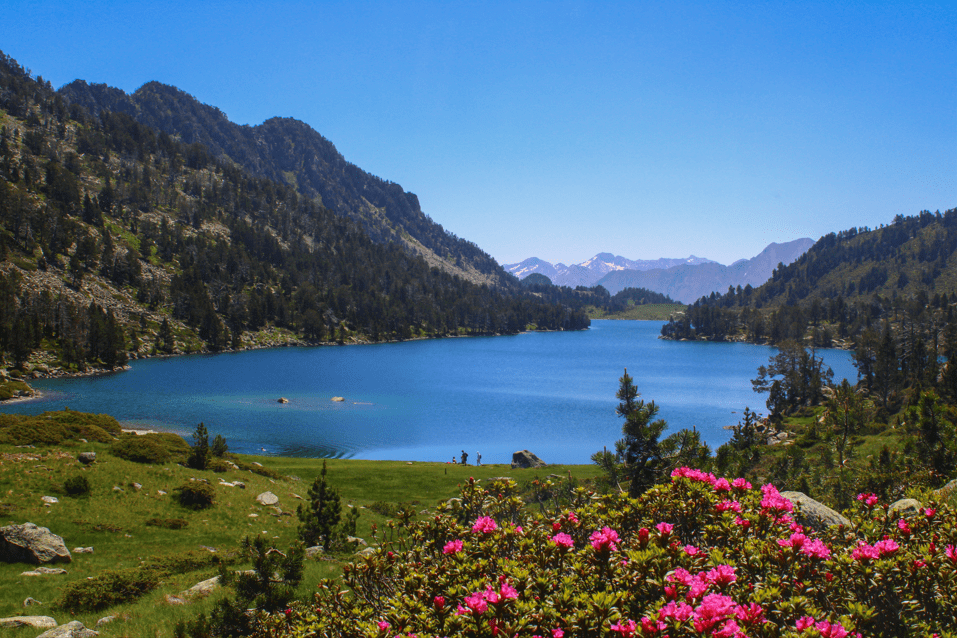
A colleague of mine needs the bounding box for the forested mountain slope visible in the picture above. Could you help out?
[661,210,957,414]
[0,50,588,374]
[58,80,505,286]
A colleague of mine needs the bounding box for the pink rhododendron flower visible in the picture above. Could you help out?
[377,621,390,631]
[472,516,498,533]
[777,532,807,549]
[816,620,850,638]
[760,484,794,513]
[731,477,752,490]
[658,600,694,622]
[926,508,937,518]
[684,544,700,556]
[464,591,488,614]
[801,538,832,560]
[706,564,737,587]
[734,516,750,528]
[609,619,637,637]
[712,619,743,638]
[590,526,620,552]
[656,521,674,536]
[443,539,463,554]
[692,593,736,632]
[735,602,765,625]
[796,616,816,630]
[433,596,445,609]
[897,518,911,534]
[946,545,957,563]
[567,511,578,523]
[875,538,899,556]
[638,527,650,544]
[852,542,880,561]
[717,499,742,513]
[640,616,667,634]
[552,629,564,638]
[856,492,878,506]
[552,532,574,548]
[713,477,731,492]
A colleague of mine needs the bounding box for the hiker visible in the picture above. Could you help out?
[461,450,469,465]
[477,451,482,466]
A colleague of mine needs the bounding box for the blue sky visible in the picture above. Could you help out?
[3,1,954,266]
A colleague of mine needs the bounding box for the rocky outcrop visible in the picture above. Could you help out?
[511,450,546,469]
[256,492,279,506]
[0,616,57,630]
[0,523,72,564]
[889,498,921,518]
[182,576,221,600]
[77,452,96,465]
[780,492,851,530]
[37,620,99,637]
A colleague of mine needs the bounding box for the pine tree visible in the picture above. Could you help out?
[616,369,668,497]
[187,422,210,470]
[297,460,342,550]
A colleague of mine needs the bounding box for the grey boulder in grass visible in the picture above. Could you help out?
[0,523,72,564]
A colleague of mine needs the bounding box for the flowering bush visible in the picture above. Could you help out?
[258,470,957,637]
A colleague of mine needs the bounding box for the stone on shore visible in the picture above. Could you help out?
[37,620,99,637]
[0,616,57,630]
[511,450,546,469]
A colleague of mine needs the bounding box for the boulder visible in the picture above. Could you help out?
[305,546,324,559]
[256,492,279,506]
[41,496,58,505]
[77,452,96,465]
[780,492,851,531]
[0,523,72,564]
[73,547,94,554]
[182,575,221,600]
[510,450,546,469]
[889,498,921,518]
[94,616,116,628]
[277,397,289,404]
[355,546,377,558]
[36,620,99,637]
[331,396,345,402]
[0,616,57,630]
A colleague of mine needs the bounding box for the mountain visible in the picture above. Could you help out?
[594,239,815,303]
[58,80,504,286]
[504,253,717,288]
[0,50,589,374]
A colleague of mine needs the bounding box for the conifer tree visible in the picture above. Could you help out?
[297,460,342,550]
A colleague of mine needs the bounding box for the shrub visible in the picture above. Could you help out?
[211,433,228,458]
[64,475,91,497]
[174,481,215,509]
[111,436,170,464]
[260,469,957,638]
[145,517,189,529]
[56,567,159,612]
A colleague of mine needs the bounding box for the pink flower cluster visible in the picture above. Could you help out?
[443,539,463,554]
[776,531,832,560]
[671,467,752,492]
[590,526,620,552]
[796,616,854,637]
[851,538,899,561]
[760,483,794,514]
[856,492,879,507]
[472,516,498,534]
[666,565,737,601]
[624,593,766,637]
[552,532,574,549]
[456,579,519,616]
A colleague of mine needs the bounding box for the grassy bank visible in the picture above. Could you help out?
[585,303,685,321]
[0,426,599,637]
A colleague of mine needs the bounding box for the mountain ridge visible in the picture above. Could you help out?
[505,240,813,302]
[58,79,506,286]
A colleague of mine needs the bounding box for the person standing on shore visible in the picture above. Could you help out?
[461,450,468,465]
[477,452,481,466]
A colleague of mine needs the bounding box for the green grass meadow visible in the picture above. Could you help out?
[0,438,599,637]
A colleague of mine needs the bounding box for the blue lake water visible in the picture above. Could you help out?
[0,321,857,464]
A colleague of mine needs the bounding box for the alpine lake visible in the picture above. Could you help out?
[0,320,857,465]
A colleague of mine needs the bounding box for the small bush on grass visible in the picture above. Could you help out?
[63,475,91,496]
[145,517,189,529]
[111,436,171,464]
[174,481,215,509]
[57,567,160,612]
[56,550,227,612]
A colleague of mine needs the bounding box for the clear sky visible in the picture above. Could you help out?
[3,1,954,266]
